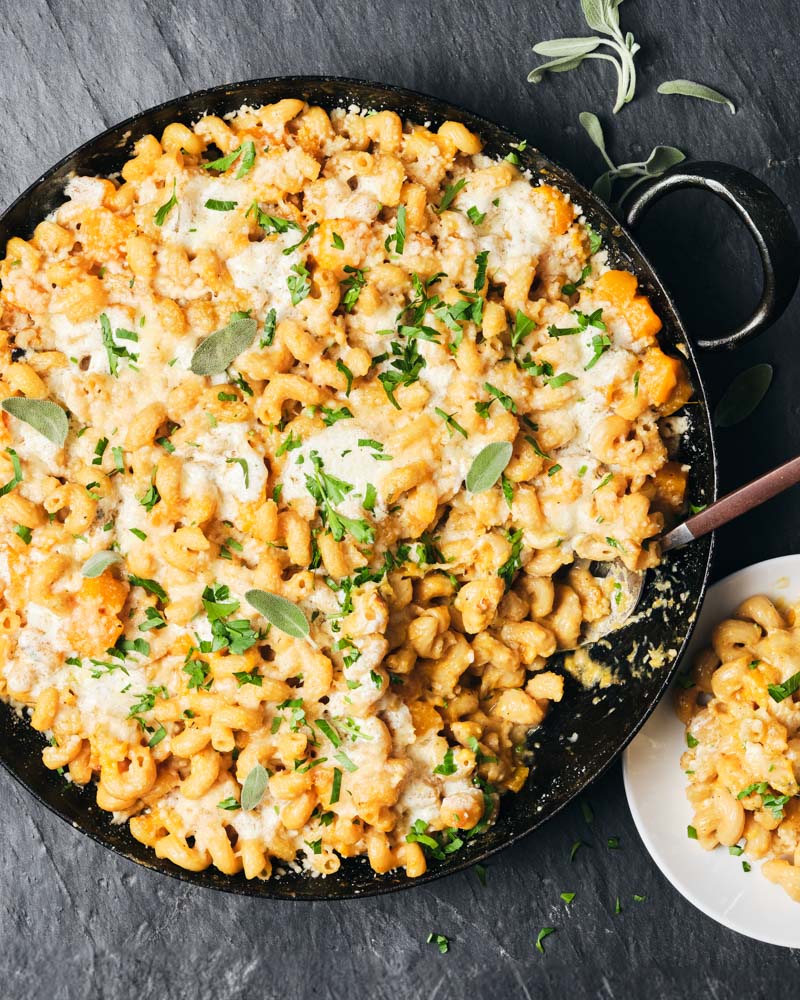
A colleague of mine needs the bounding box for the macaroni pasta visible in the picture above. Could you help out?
[0,100,689,880]
[678,595,800,902]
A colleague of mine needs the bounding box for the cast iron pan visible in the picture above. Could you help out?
[1,77,798,899]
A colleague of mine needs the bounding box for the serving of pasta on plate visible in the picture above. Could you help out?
[0,98,690,881]
[678,594,800,902]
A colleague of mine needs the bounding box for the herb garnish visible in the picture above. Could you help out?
[287,263,311,305]
[435,178,467,213]
[466,441,513,493]
[1,398,68,446]
[154,179,177,226]
[768,671,800,703]
[100,314,139,376]
[529,0,639,113]
[427,933,450,955]
[535,927,555,954]
[385,205,406,254]
[283,222,319,256]
[202,139,256,176]
[435,407,468,439]
[579,111,685,203]
[205,199,237,212]
[340,265,368,312]
[245,589,309,639]
[658,79,735,114]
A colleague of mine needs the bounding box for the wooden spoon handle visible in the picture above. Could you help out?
[661,454,800,552]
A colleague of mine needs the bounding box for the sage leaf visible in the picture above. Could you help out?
[1,398,68,446]
[528,54,588,83]
[714,364,772,428]
[579,112,608,156]
[240,764,269,811]
[533,37,601,58]
[530,0,637,113]
[592,171,614,201]
[643,146,686,175]
[581,0,611,33]
[245,589,309,639]
[466,441,514,493]
[82,550,123,578]
[190,318,257,375]
[658,79,736,115]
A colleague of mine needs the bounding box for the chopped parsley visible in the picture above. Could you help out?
[225,456,250,488]
[498,529,524,589]
[562,264,592,296]
[287,263,311,305]
[427,932,450,955]
[203,198,238,213]
[12,524,32,544]
[217,797,241,811]
[384,205,406,254]
[336,359,354,395]
[433,748,457,776]
[434,407,468,439]
[305,452,374,545]
[535,927,555,954]
[153,179,177,226]
[260,308,278,347]
[473,249,489,291]
[0,449,22,498]
[340,266,368,312]
[282,222,320,256]
[246,203,302,235]
[100,314,139,376]
[435,178,467,213]
[768,670,800,703]
[376,337,426,409]
[475,382,516,418]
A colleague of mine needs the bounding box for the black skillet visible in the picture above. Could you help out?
[1,77,798,899]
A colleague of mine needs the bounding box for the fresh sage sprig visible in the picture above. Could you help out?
[529,0,640,114]
[579,111,685,203]
[657,80,736,115]
[1,398,68,446]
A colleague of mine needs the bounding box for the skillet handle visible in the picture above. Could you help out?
[623,161,800,350]
[661,453,800,552]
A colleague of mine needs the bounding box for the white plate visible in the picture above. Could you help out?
[623,554,800,948]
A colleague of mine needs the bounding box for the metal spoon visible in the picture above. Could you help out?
[577,453,800,646]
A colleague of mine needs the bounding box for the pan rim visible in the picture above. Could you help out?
[0,74,717,899]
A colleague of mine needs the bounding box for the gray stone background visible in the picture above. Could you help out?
[2,1,800,997]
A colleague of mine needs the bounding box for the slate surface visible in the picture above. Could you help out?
[2,1,800,997]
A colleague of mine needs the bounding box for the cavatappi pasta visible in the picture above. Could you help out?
[0,100,690,881]
[677,595,800,902]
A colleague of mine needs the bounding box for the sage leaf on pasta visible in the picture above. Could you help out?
[190,318,257,375]
[466,441,514,493]
[658,79,736,115]
[245,589,309,639]
[714,364,773,428]
[82,550,123,578]
[241,764,269,811]
[1,397,68,446]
